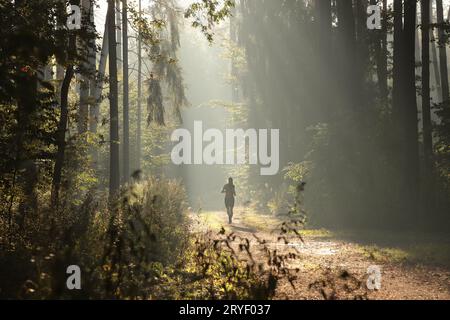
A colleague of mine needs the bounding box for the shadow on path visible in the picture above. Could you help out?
[231,225,257,233]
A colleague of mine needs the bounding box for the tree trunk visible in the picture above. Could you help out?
[422,0,434,173]
[393,0,404,126]
[87,0,98,163]
[436,0,449,102]
[94,22,109,110]
[336,0,357,112]
[78,1,91,135]
[315,0,332,120]
[403,0,420,219]
[51,34,76,207]
[431,0,442,100]
[421,0,435,215]
[116,0,122,70]
[108,0,120,198]
[374,0,388,106]
[355,0,368,80]
[136,0,142,172]
[335,0,360,221]
[230,5,239,103]
[392,0,420,224]
[122,0,130,183]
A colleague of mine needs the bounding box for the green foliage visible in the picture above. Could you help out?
[0,177,189,299]
[146,1,187,126]
[435,101,450,182]
[185,0,235,43]
[283,162,310,184]
[0,177,300,300]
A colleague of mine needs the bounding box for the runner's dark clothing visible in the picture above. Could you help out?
[222,182,236,224]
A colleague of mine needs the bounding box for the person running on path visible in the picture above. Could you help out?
[221,177,236,224]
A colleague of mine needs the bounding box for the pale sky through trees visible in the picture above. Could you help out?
[93,0,450,42]
[94,0,194,34]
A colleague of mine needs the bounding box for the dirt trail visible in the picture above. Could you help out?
[191,209,450,300]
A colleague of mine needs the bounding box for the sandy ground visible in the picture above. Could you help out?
[190,208,450,300]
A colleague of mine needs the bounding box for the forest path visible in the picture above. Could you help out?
[190,208,450,300]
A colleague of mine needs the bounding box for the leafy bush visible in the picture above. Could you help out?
[0,177,190,299]
[0,177,279,300]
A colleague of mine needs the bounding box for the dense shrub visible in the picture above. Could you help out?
[0,177,190,299]
[0,177,276,299]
